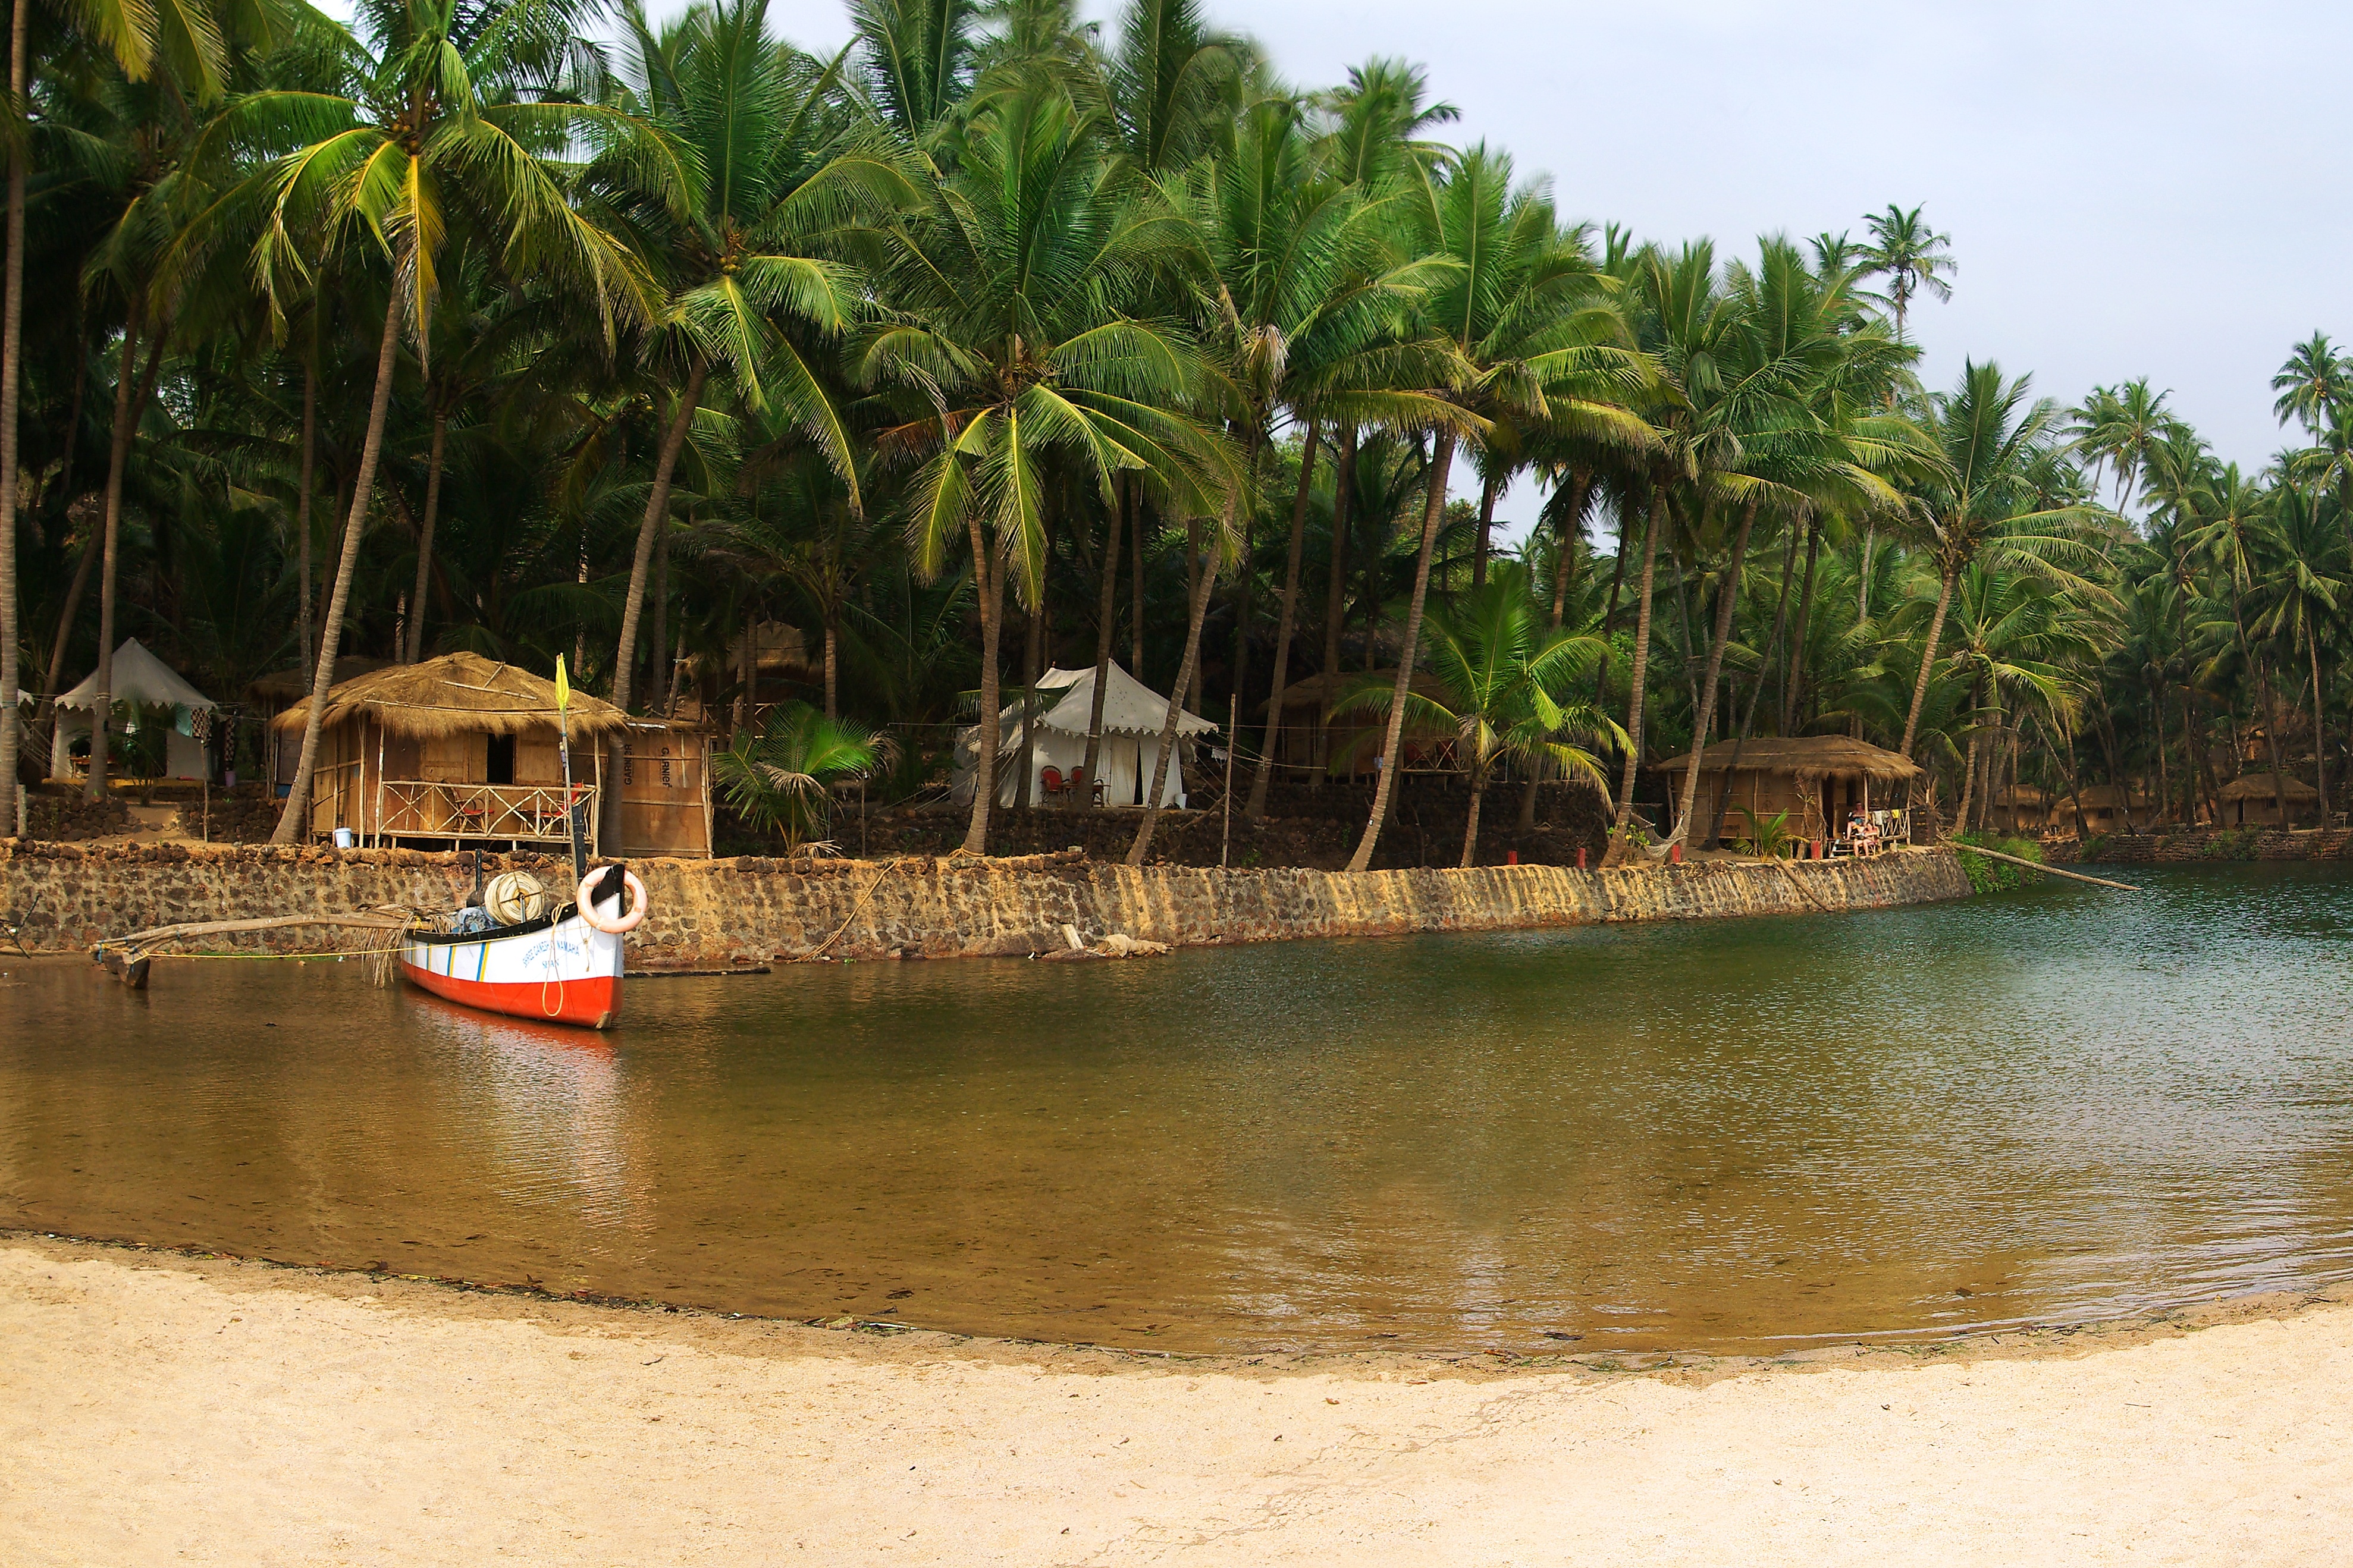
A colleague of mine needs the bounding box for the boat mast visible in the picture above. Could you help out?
[554,657,587,886]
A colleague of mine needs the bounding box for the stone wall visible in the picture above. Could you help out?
[2082,827,2353,863]
[0,840,1972,963]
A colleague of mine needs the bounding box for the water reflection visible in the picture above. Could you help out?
[6,862,2353,1353]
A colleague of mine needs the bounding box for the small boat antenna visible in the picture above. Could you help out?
[554,657,588,887]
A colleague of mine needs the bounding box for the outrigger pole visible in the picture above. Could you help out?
[554,656,588,887]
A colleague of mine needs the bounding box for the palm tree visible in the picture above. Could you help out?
[2069,377,2177,514]
[205,0,671,843]
[2246,479,2345,822]
[600,0,911,843]
[1896,362,2112,769]
[2272,332,2352,438]
[1336,561,1620,865]
[1345,144,1654,873]
[859,77,1237,854]
[711,698,890,850]
[1858,203,1953,345]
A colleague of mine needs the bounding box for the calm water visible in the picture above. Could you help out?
[7,864,2353,1355]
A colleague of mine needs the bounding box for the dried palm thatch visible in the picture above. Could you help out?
[1648,735,1923,781]
[2218,772,2319,802]
[268,652,630,740]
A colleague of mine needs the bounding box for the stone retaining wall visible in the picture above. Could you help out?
[0,840,1972,963]
[2082,828,2353,863]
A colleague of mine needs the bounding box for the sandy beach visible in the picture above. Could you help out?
[4,1236,2349,1565]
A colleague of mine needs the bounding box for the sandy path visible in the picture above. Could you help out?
[4,1240,2349,1566]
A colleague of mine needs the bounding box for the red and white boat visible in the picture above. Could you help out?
[398,906,626,1030]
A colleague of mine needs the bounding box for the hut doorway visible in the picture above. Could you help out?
[487,734,516,786]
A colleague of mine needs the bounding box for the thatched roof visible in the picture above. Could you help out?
[1994,785,2050,805]
[249,655,392,703]
[2067,784,2149,809]
[728,621,811,674]
[269,652,630,739]
[2220,772,2319,802]
[1648,734,1922,781]
[1262,669,1454,713]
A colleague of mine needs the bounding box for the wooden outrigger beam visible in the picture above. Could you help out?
[92,911,419,991]
[1951,843,2142,892]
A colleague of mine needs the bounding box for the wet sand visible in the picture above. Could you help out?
[6,1236,2350,1565]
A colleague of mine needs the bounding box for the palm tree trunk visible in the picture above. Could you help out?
[1312,424,1355,786]
[84,300,148,801]
[1125,524,1222,866]
[604,362,708,850]
[1783,516,1822,733]
[1130,488,1145,677]
[1246,420,1318,818]
[403,409,447,662]
[1471,472,1496,589]
[1899,562,1959,761]
[963,520,1006,854]
[649,516,671,712]
[1078,475,1126,807]
[294,364,316,675]
[271,290,404,846]
[1599,483,1661,868]
[1671,495,1758,844]
[1184,519,1203,713]
[1703,526,1804,849]
[1347,431,1458,873]
[2312,624,2330,824]
[822,611,838,721]
[43,528,99,711]
[1016,602,1041,809]
[0,0,26,832]
[2150,682,2172,824]
[1855,524,1875,626]
[1460,763,1488,868]
[1548,469,1590,630]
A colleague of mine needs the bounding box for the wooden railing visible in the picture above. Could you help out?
[371,780,598,849]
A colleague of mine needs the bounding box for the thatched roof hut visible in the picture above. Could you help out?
[1258,668,1457,775]
[2219,771,2318,827]
[1648,734,1921,845]
[269,653,629,740]
[268,653,705,854]
[249,655,392,706]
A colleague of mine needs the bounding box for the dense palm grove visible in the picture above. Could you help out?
[2,0,2345,865]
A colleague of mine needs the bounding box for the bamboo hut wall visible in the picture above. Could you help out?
[617,728,711,856]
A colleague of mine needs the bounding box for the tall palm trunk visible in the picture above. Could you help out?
[1671,495,1758,844]
[1125,521,1222,866]
[1345,431,1458,873]
[85,301,148,801]
[0,0,26,832]
[1519,467,1593,832]
[1460,758,1492,868]
[1129,488,1145,677]
[649,516,671,714]
[2150,681,2172,824]
[821,608,837,721]
[403,408,447,662]
[1855,524,1875,625]
[1599,484,1661,868]
[1955,675,1985,833]
[1245,419,1318,818]
[43,528,99,718]
[1016,602,1041,809]
[271,291,405,845]
[963,520,1006,854]
[1078,475,1126,807]
[1898,560,1959,762]
[604,362,708,849]
[1312,424,1354,786]
[2311,624,2330,824]
[1470,471,1496,589]
[1783,516,1822,733]
[294,364,316,674]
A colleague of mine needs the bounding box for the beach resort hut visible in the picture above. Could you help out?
[1646,735,1923,846]
[253,656,392,789]
[2218,772,2319,828]
[1256,669,1459,778]
[269,652,713,854]
[1987,785,2051,832]
[2054,783,2153,834]
[955,663,1216,807]
[33,639,217,781]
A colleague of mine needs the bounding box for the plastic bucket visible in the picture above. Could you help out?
[331,828,356,849]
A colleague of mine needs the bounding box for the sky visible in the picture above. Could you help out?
[400,0,2353,525]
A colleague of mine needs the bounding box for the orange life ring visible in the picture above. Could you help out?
[578,868,647,935]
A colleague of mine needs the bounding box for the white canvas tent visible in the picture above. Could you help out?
[954,664,1218,807]
[30,639,217,780]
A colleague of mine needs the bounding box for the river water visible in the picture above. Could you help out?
[7,864,2353,1355]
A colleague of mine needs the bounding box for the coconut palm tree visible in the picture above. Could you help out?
[1858,203,1953,346]
[1335,561,1621,865]
[1895,362,2113,768]
[2246,478,2346,822]
[859,77,1238,854]
[202,0,672,843]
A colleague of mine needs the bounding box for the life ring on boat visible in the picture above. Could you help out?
[578,866,647,935]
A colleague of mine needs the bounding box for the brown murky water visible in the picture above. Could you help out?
[7,863,2353,1354]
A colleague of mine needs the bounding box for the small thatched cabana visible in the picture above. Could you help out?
[270,652,711,854]
[1988,785,2051,833]
[2055,783,2153,834]
[1257,669,1458,778]
[1648,735,1922,846]
[2219,772,2319,828]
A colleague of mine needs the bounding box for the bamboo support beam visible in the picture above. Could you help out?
[98,911,415,952]
[1951,843,2141,891]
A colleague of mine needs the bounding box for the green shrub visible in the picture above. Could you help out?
[1733,806,1797,859]
[1953,832,2045,893]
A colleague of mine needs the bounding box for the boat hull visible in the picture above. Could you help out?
[399,909,625,1030]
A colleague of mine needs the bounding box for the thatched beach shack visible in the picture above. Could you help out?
[254,655,391,787]
[1256,669,1458,778]
[2056,783,2152,834]
[1646,735,1923,846]
[269,652,712,855]
[1988,785,2051,833]
[2218,771,2319,828]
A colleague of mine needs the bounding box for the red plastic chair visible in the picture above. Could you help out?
[1040,765,1065,798]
